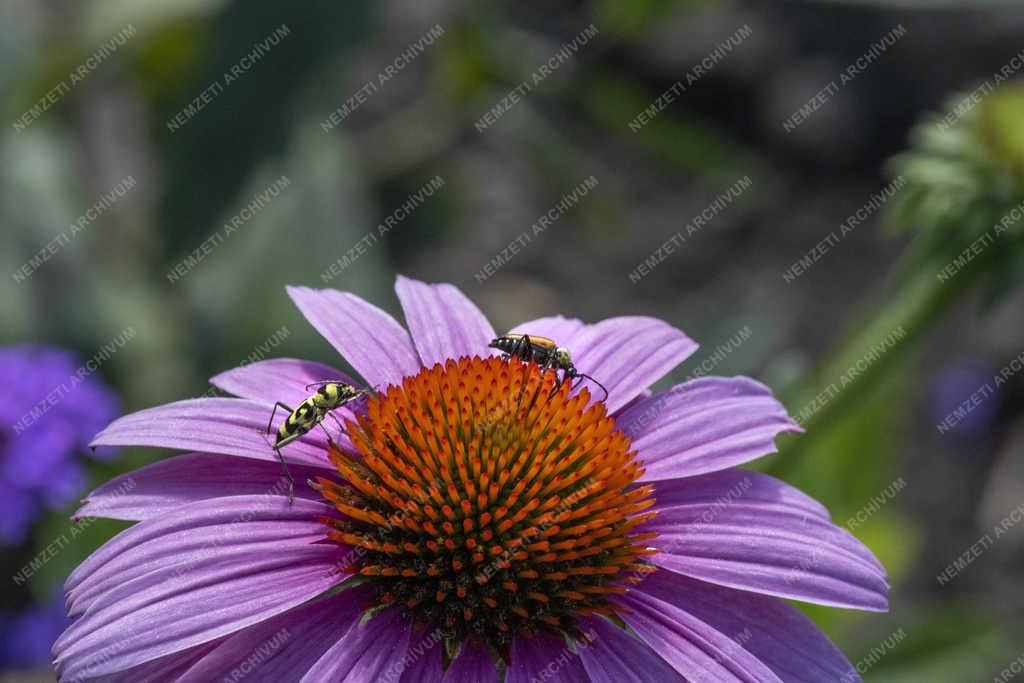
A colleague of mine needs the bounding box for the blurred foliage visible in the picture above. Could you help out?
[889,86,1024,302]
[866,607,1010,682]
[591,0,713,40]
[580,74,760,178]
[769,83,1024,677]
[158,1,373,254]
[983,86,1024,177]
[783,84,1024,442]
[131,16,213,105]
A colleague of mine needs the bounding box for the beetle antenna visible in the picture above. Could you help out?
[576,373,609,402]
[305,379,341,390]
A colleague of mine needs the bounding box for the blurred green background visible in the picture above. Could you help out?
[3,1,1024,680]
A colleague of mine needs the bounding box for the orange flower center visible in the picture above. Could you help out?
[316,356,658,656]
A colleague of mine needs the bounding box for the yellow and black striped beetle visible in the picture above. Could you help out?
[489,333,608,401]
[265,381,367,503]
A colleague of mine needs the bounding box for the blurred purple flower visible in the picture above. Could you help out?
[0,346,120,546]
[930,361,1000,437]
[0,594,72,671]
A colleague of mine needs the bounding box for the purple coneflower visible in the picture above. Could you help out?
[54,277,887,682]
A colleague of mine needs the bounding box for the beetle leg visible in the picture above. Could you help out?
[326,410,346,432]
[324,411,351,445]
[265,402,294,437]
[315,419,338,447]
[512,335,530,362]
[513,342,534,400]
[266,402,299,505]
[273,447,295,505]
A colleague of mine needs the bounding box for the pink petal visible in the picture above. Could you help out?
[506,632,588,683]
[570,316,698,414]
[645,475,888,611]
[54,543,350,680]
[619,576,782,682]
[177,585,373,682]
[633,570,862,682]
[65,496,338,617]
[647,469,831,522]
[286,285,420,389]
[75,453,326,522]
[575,616,685,682]
[508,315,586,344]
[90,398,334,470]
[510,315,695,412]
[617,376,801,480]
[211,357,359,408]
[300,608,412,682]
[395,275,497,367]
[398,626,444,683]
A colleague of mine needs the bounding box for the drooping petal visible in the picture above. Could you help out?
[286,285,421,388]
[506,631,589,683]
[575,616,685,682]
[89,398,334,469]
[634,570,862,683]
[395,276,497,367]
[75,453,326,521]
[644,475,888,611]
[211,357,359,407]
[54,542,350,680]
[65,496,338,617]
[443,639,499,683]
[300,607,412,682]
[177,585,373,682]
[619,574,783,682]
[570,316,698,414]
[616,376,801,480]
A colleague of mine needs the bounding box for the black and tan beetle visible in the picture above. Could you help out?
[265,381,367,502]
[488,333,608,402]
